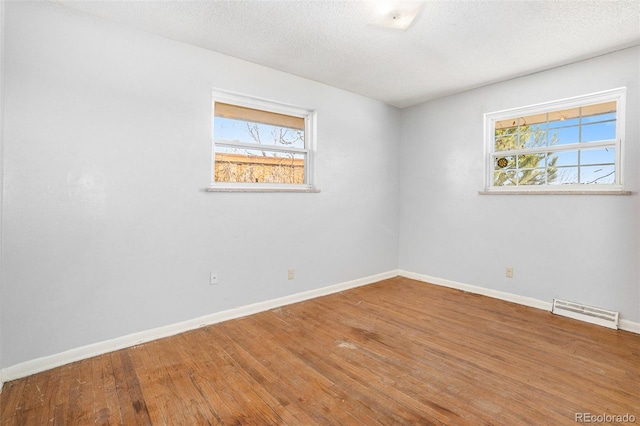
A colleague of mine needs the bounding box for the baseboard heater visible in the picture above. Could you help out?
[551,299,619,330]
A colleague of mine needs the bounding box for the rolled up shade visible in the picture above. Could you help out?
[215,102,304,131]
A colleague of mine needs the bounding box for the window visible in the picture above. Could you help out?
[484,88,626,193]
[210,90,316,191]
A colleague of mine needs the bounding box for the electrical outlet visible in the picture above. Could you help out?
[288,268,295,280]
[210,272,219,285]
[505,267,513,278]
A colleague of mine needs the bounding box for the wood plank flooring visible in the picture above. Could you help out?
[1,277,639,425]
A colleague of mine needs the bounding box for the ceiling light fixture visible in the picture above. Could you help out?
[369,1,424,30]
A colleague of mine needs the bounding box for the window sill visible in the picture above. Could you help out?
[479,189,632,195]
[206,185,320,193]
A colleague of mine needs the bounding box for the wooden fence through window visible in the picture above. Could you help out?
[214,153,305,184]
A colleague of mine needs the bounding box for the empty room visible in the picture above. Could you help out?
[0,0,639,424]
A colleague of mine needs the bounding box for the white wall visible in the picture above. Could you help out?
[1,1,400,368]
[399,47,640,323]
[3,0,638,377]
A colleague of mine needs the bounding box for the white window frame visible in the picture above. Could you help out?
[483,88,626,194]
[209,89,317,192]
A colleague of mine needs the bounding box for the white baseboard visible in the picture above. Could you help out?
[0,270,400,386]
[2,268,637,391]
[620,319,640,334]
[399,270,553,310]
[399,270,640,334]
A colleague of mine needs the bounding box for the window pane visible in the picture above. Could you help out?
[580,148,615,165]
[517,153,546,170]
[549,126,579,145]
[521,125,547,148]
[517,169,546,186]
[494,170,517,187]
[545,153,559,184]
[581,121,616,142]
[214,148,305,184]
[494,124,519,151]
[551,167,579,185]
[552,151,578,167]
[494,155,515,170]
[548,107,580,127]
[213,116,305,149]
[580,165,615,184]
[495,135,519,152]
[495,120,518,134]
[519,112,547,128]
[548,118,580,129]
[582,112,615,124]
[581,101,616,122]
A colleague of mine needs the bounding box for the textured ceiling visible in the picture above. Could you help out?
[54,0,640,108]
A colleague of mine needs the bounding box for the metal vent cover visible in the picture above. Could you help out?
[552,299,619,329]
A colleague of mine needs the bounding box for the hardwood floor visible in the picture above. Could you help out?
[1,277,639,425]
